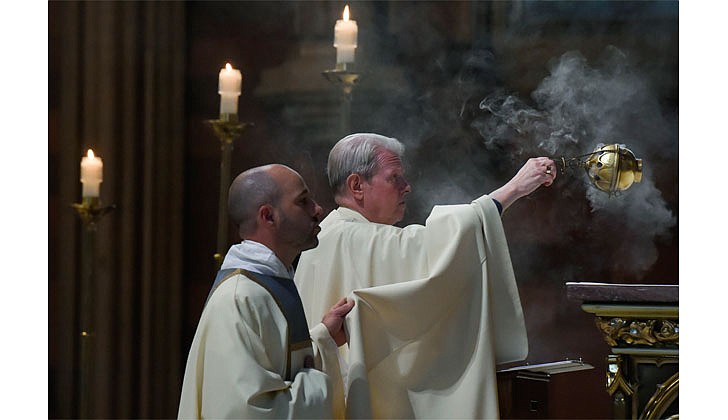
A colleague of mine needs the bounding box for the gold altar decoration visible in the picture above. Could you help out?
[556,143,643,195]
[607,354,635,418]
[595,317,679,347]
[641,372,679,420]
[567,283,679,419]
[582,304,679,349]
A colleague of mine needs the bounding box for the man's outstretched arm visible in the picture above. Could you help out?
[489,157,556,212]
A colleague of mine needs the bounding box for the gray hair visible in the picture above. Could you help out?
[327,133,405,196]
[228,165,282,236]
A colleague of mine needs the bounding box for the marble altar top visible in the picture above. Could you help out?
[565,282,678,303]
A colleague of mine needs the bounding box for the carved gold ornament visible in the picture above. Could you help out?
[640,372,679,419]
[596,317,678,347]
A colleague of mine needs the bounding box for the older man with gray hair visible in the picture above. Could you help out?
[294,133,556,419]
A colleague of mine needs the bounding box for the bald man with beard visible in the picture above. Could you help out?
[179,164,353,419]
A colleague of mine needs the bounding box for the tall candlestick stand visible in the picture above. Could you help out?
[323,63,361,136]
[207,114,252,268]
[71,196,115,419]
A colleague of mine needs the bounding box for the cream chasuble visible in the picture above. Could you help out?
[179,267,345,418]
[294,195,528,419]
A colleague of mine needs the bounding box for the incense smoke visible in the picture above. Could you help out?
[345,4,676,280]
[472,46,676,278]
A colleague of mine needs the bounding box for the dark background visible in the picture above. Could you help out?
[49,1,678,418]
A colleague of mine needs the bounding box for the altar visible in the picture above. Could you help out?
[566,282,679,419]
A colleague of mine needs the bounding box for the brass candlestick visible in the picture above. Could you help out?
[323,63,361,136]
[206,114,252,268]
[72,197,116,230]
[71,196,115,419]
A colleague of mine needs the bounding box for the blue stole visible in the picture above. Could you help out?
[207,268,313,381]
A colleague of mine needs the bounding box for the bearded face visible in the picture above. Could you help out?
[274,173,323,253]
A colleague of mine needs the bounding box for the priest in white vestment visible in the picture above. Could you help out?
[179,164,354,419]
[294,133,557,419]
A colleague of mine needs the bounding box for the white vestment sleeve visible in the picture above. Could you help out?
[178,276,335,419]
[471,195,529,361]
[310,323,346,418]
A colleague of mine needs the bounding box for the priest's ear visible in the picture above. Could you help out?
[258,204,276,226]
[345,173,365,200]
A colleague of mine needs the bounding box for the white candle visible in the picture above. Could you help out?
[334,5,358,64]
[80,149,103,198]
[218,63,242,116]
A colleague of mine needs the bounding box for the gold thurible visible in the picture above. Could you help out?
[556,143,643,196]
[584,144,643,194]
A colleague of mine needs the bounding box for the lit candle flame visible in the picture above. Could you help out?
[87,149,95,159]
[343,5,350,21]
[225,63,232,71]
